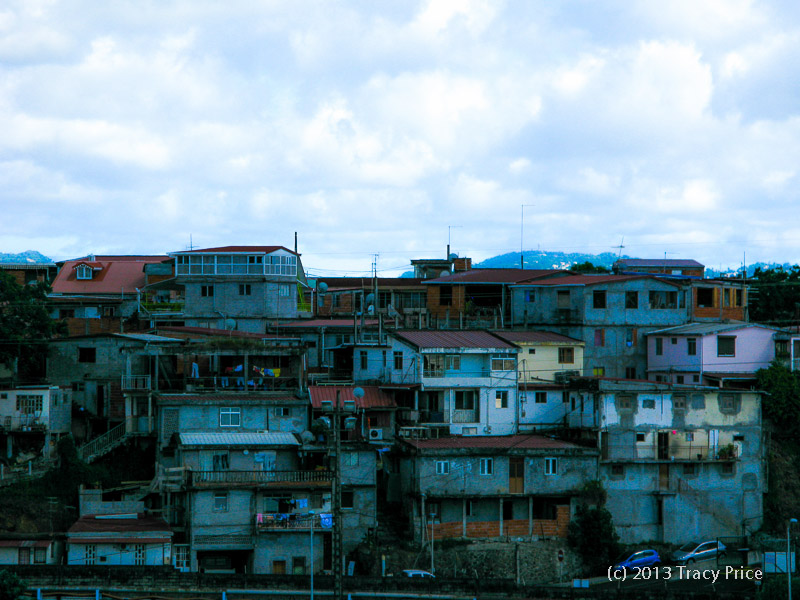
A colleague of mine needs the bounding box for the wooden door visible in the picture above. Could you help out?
[659,464,670,490]
[509,458,524,494]
[272,560,286,574]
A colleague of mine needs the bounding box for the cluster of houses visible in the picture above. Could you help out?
[0,245,794,574]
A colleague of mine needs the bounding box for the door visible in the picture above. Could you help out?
[509,458,524,494]
[272,560,286,574]
[659,464,670,490]
[657,432,669,460]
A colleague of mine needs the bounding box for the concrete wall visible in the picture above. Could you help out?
[516,342,584,383]
[67,541,170,566]
[253,531,325,574]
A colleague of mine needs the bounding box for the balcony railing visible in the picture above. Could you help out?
[255,512,333,531]
[189,470,332,487]
[121,375,152,391]
[603,442,740,462]
[141,301,185,313]
[451,409,479,424]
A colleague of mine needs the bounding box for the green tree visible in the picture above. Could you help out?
[571,261,611,274]
[567,504,621,575]
[0,271,65,381]
[749,265,800,325]
[0,570,26,600]
[756,362,800,438]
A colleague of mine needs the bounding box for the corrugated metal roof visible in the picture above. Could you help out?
[154,326,301,340]
[519,274,681,287]
[160,393,300,403]
[68,514,171,534]
[646,321,774,336]
[314,277,424,289]
[403,435,582,450]
[112,333,183,343]
[424,269,564,284]
[491,330,583,344]
[52,257,168,295]
[178,432,299,447]
[172,246,297,255]
[276,319,379,328]
[615,259,704,268]
[393,330,515,349]
[309,385,396,409]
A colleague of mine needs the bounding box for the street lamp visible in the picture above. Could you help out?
[789,518,797,600]
[429,512,436,575]
[309,509,315,600]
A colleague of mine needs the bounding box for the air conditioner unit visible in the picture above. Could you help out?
[369,428,383,440]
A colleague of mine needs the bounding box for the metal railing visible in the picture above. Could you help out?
[78,422,128,462]
[189,470,332,486]
[451,410,479,424]
[121,375,152,391]
[255,512,333,531]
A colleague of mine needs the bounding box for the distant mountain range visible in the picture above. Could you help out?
[0,250,53,264]
[402,250,796,278]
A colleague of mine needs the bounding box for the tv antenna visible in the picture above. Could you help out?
[613,236,625,258]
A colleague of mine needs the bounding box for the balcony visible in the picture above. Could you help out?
[141,301,185,314]
[188,470,332,488]
[121,375,152,391]
[451,409,479,424]
[603,441,740,462]
[255,512,333,532]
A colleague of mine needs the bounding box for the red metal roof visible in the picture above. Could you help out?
[52,257,167,295]
[0,540,51,548]
[309,385,396,409]
[173,246,297,255]
[491,330,583,344]
[393,330,515,349]
[68,514,171,534]
[403,435,582,450]
[521,274,673,287]
[615,258,704,268]
[315,277,424,289]
[424,269,565,284]
[153,326,301,340]
[275,319,379,328]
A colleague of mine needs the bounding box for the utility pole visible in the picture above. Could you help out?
[333,391,343,600]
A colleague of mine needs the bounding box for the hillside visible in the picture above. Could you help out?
[0,250,53,263]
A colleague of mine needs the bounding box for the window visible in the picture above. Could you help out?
[685,431,695,442]
[439,286,452,306]
[691,394,705,409]
[611,464,624,477]
[424,354,460,377]
[201,285,214,297]
[426,502,440,519]
[16,394,43,414]
[544,457,558,475]
[85,544,96,565]
[454,390,477,410]
[673,395,686,410]
[479,458,493,475]
[636,432,646,442]
[592,366,605,376]
[491,354,515,371]
[60,308,75,318]
[776,340,790,358]
[617,395,633,410]
[360,351,368,370]
[495,391,508,409]
[76,265,93,280]
[558,347,574,364]
[693,375,699,382]
[342,452,359,466]
[393,351,403,370]
[687,338,697,356]
[213,493,228,512]
[593,290,607,309]
[655,338,663,356]
[594,329,605,347]
[671,337,677,345]
[528,348,536,355]
[212,452,229,470]
[134,544,145,566]
[696,287,714,308]
[102,306,116,317]
[562,391,570,403]
[341,490,354,509]
[649,290,678,309]
[219,407,241,427]
[717,336,736,357]
[676,375,684,384]
[625,367,637,379]
[683,463,697,476]
[721,462,735,476]
[466,501,474,517]
[78,347,96,363]
[642,398,655,409]
[279,284,291,297]
[734,434,745,442]
[625,291,638,309]
[239,284,251,296]
[382,350,387,367]
[535,391,547,404]
[274,407,290,417]
[525,289,535,303]
[557,290,570,308]
[33,547,46,564]
[435,460,450,475]
[625,329,637,347]
[720,394,736,412]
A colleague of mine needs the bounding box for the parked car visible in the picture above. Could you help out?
[613,549,661,570]
[671,540,726,565]
[402,569,435,578]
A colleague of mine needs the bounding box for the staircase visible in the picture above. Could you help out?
[78,422,129,463]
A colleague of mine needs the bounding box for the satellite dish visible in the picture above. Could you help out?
[224,318,237,330]
[387,304,401,319]
[318,282,328,293]
[300,431,314,444]
[449,253,458,260]
[439,270,451,278]
[367,305,375,315]
[353,387,365,399]
[365,293,375,305]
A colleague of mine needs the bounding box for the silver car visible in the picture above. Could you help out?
[671,540,726,565]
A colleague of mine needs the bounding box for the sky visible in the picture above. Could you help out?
[2,0,800,277]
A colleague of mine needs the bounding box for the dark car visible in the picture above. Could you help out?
[671,540,726,565]
[613,549,661,571]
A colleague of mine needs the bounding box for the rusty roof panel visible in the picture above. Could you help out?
[309,385,396,409]
[393,330,515,349]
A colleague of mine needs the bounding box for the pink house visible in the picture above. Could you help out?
[646,321,780,387]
